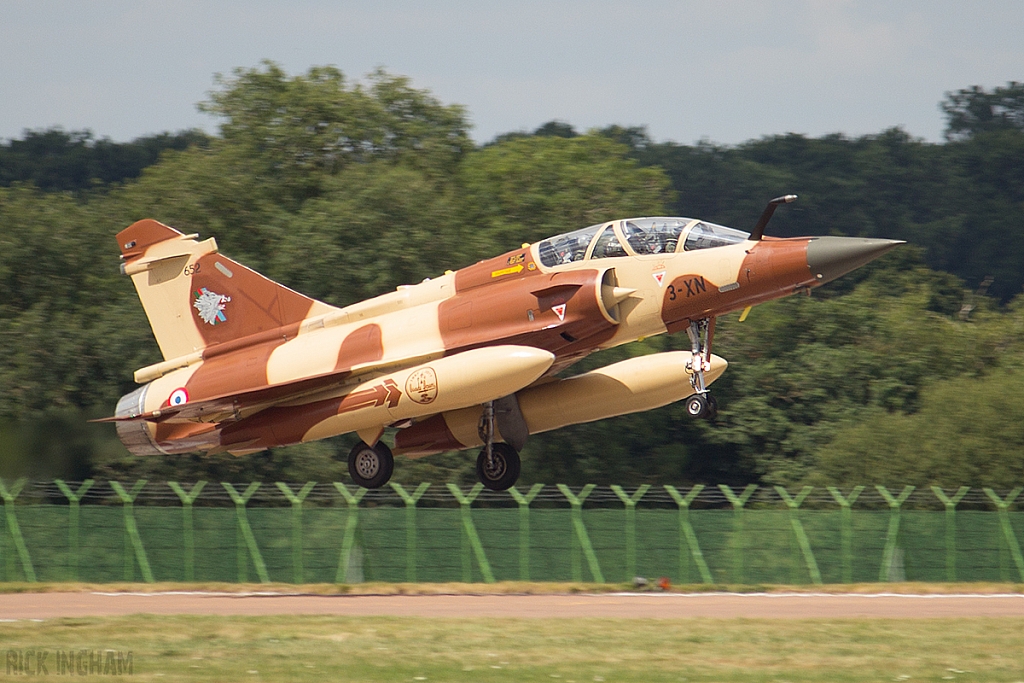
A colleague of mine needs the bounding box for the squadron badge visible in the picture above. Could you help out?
[406,367,438,404]
[193,287,231,325]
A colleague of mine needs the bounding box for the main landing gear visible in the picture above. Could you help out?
[685,318,718,421]
[476,400,521,491]
[347,397,525,491]
[348,440,395,489]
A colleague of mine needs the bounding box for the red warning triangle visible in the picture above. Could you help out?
[552,304,566,321]
[653,271,666,287]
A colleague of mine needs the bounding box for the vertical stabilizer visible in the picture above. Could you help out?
[117,219,337,361]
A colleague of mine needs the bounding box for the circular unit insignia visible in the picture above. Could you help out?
[168,388,189,407]
[405,367,438,405]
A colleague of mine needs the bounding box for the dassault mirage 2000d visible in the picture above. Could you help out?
[105,196,900,490]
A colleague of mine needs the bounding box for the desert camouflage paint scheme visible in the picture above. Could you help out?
[107,199,901,490]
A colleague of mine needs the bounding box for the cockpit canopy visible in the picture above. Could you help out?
[537,217,750,267]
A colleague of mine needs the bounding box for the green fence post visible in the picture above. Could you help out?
[876,485,915,582]
[275,482,316,584]
[333,484,367,583]
[109,480,154,583]
[221,483,270,584]
[827,486,864,583]
[718,484,757,583]
[556,484,604,583]
[446,483,495,583]
[508,484,544,581]
[610,485,650,580]
[54,479,94,581]
[774,486,822,585]
[664,485,712,584]
[931,486,969,582]
[0,478,36,582]
[167,481,207,581]
[983,487,1024,582]
[390,482,431,582]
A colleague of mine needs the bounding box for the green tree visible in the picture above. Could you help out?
[460,134,672,253]
[816,363,1024,487]
[112,143,286,270]
[267,162,465,306]
[0,186,158,421]
[941,81,1024,141]
[198,61,470,206]
[0,128,208,192]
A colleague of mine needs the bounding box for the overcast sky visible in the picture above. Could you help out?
[2,1,1022,146]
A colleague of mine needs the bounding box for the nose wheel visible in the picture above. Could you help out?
[685,318,718,421]
[685,393,718,420]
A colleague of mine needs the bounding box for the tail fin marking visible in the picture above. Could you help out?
[117,219,337,362]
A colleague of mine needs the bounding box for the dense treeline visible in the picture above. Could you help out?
[520,84,1024,303]
[1,63,1023,489]
[0,128,209,192]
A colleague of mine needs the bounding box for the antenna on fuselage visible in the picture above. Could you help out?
[749,194,798,241]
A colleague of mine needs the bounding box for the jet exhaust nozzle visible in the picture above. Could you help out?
[114,384,166,456]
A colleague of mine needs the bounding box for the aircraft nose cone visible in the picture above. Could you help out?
[806,236,904,284]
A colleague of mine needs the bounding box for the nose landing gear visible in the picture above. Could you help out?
[685,318,718,420]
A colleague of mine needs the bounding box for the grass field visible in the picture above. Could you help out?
[2,614,1024,682]
[4,584,1024,681]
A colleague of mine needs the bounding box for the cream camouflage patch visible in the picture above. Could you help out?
[193,287,231,325]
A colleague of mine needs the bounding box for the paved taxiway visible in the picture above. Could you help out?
[4,592,1024,620]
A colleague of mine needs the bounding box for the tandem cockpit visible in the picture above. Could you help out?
[536,217,750,267]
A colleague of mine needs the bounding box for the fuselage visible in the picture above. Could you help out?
[112,215,899,457]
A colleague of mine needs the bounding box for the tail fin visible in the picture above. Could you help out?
[117,219,337,361]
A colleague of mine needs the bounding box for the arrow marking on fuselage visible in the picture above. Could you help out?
[337,379,402,414]
[491,264,525,278]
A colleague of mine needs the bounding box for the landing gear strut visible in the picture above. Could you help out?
[477,400,521,491]
[348,440,395,489]
[685,318,718,420]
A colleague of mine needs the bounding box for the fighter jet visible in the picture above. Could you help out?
[106,196,900,490]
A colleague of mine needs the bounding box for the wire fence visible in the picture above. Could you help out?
[1,479,1023,584]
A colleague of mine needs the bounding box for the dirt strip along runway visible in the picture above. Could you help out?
[4,593,1024,620]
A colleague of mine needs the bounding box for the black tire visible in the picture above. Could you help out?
[348,440,395,489]
[476,443,521,491]
[705,394,719,421]
[685,394,708,419]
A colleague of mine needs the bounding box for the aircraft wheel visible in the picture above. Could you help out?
[685,394,709,419]
[348,440,394,489]
[476,443,521,492]
[705,394,719,421]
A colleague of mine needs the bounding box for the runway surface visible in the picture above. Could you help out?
[4,592,1024,620]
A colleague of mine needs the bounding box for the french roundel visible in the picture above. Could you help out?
[169,388,189,407]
